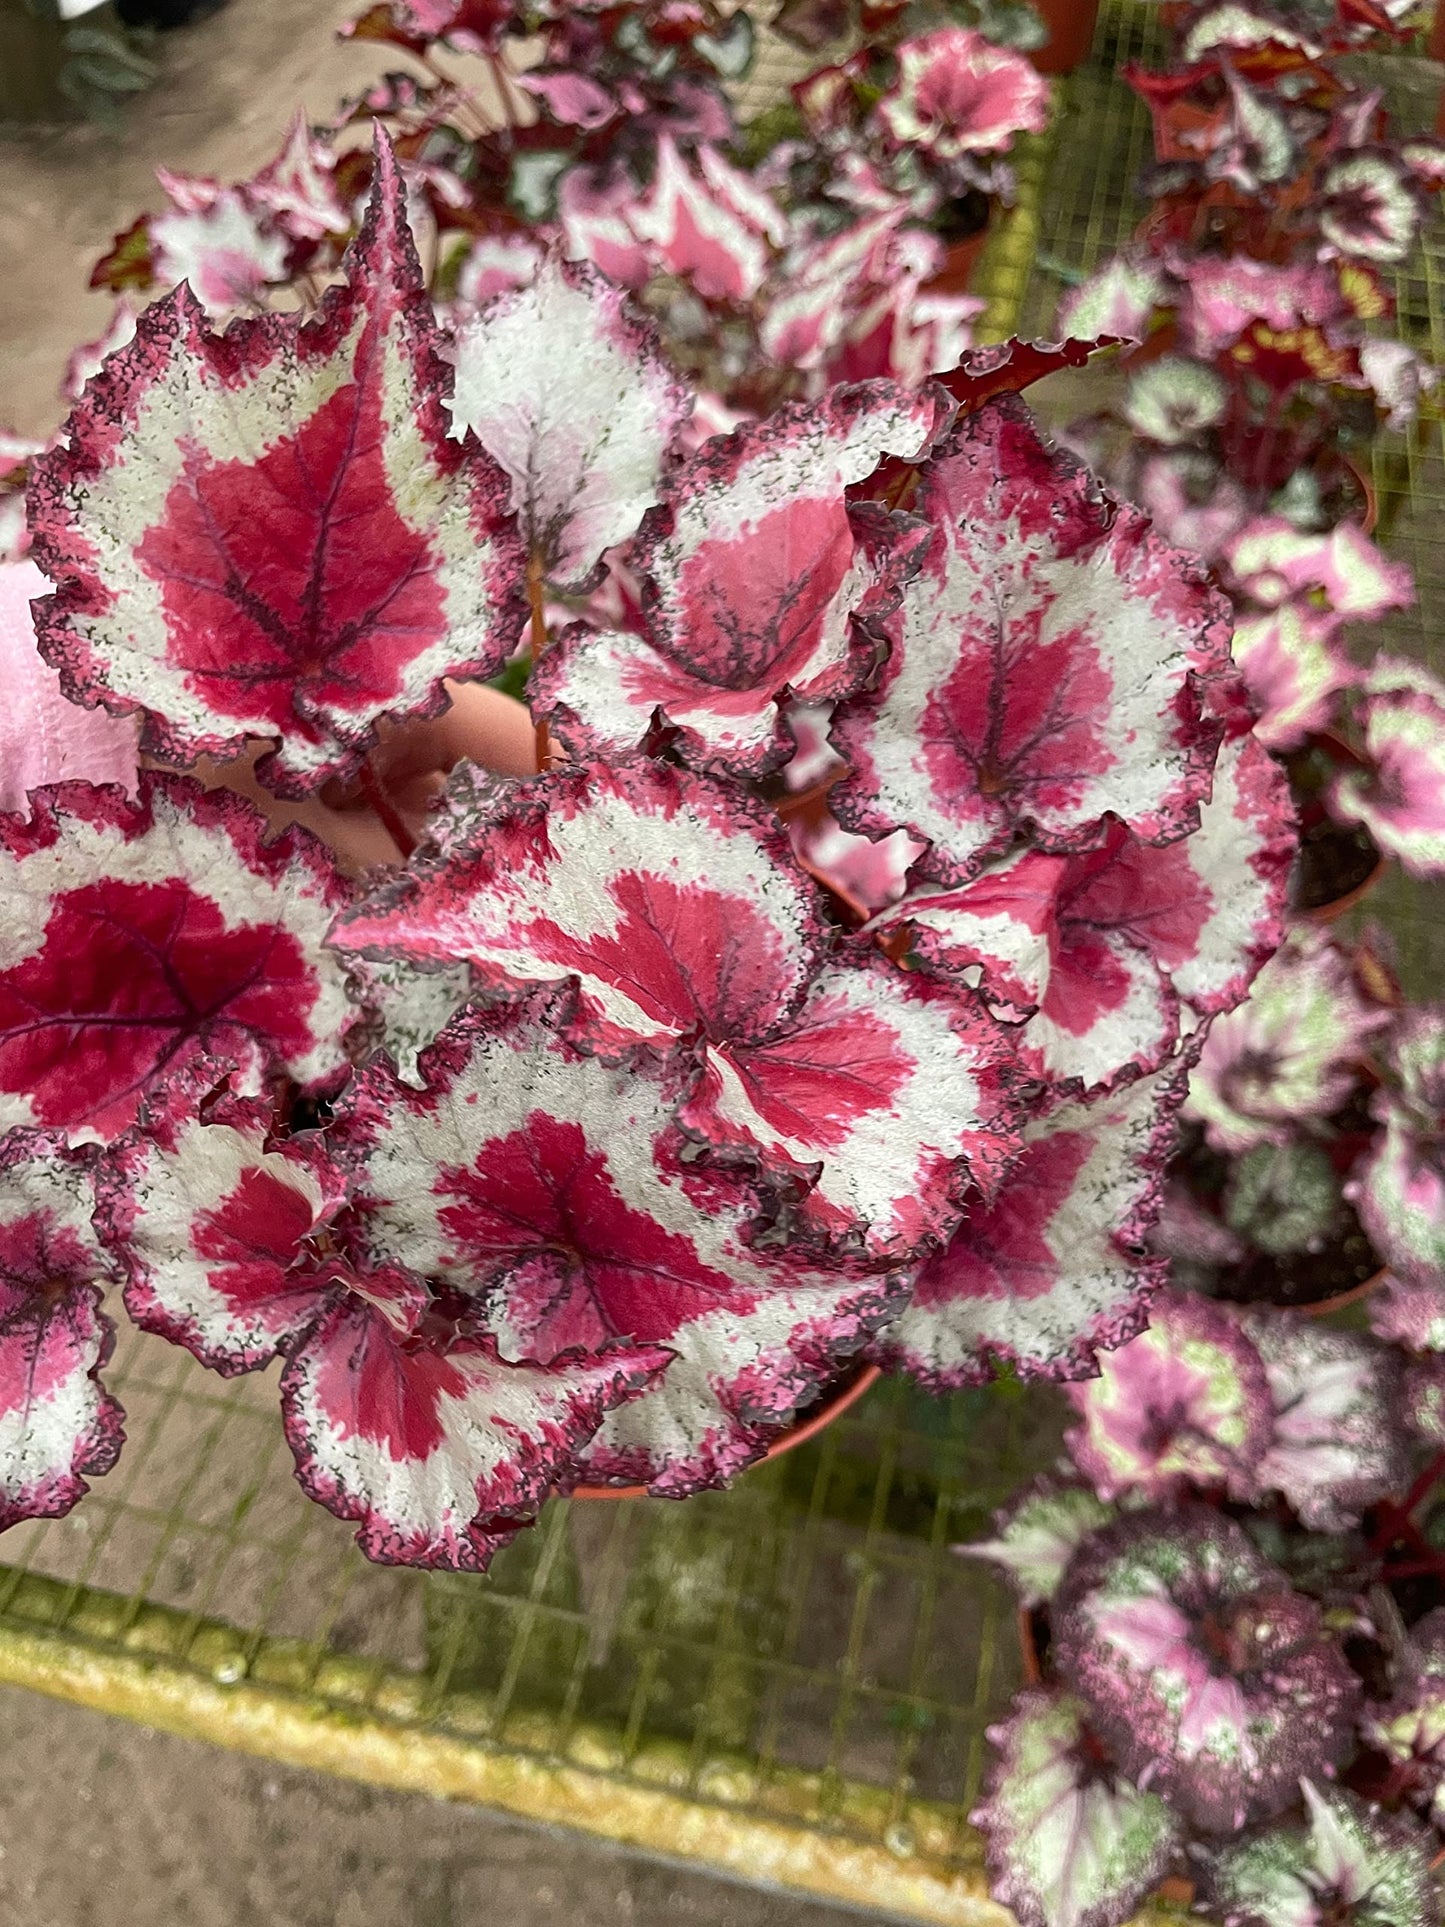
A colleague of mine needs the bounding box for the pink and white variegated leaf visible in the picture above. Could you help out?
[972,1690,1182,1927]
[1404,1353,1445,1443]
[1225,518,1415,623]
[1122,357,1228,446]
[247,109,351,243]
[333,758,830,1059]
[331,998,903,1496]
[873,734,1292,1093]
[103,1098,350,1375]
[533,384,948,776]
[0,559,140,814]
[961,1480,1116,1609]
[1065,1290,1272,1502]
[1055,256,1168,342]
[149,190,289,316]
[1321,152,1425,264]
[874,28,1050,161]
[1331,660,1445,879]
[1185,927,1390,1155]
[1177,255,1348,358]
[1355,1105,1445,1289]
[832,397,1232,884]
[1199,1783,1438,1927]
[447,253,692,591]
[1230,605,1355,752]
[1372,1271,1445,1355]
[1053,1507,1361,1835]
[283,1302,666,1569]
[0,1136,124,1531]
[626,137,778,304]
[1238,1311,1409,1532]
[677,951,1021,1262]
[869,1057,1188,1388]
[0,776,356,1144]
[28,134,527,798]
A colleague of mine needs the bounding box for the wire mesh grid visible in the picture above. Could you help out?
[0,8,1441,1922]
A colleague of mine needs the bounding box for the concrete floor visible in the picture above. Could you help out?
[0,8,882,1923]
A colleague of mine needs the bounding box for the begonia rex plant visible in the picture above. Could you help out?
[970,1285,1445,1927]
[0,130,1290,1568]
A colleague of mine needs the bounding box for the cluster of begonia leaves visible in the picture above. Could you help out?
[970,1284,1445,1927]
[1055,0,1445,885]
[0,124,1295,1569]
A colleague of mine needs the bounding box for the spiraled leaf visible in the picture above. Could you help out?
[875,28,1049,160]
[1065,1290,1272,1502]
[29,134,526,797]
[1331,659,1445,879]
[972,1690,1181,1927]
[1053,1507,1360,1835]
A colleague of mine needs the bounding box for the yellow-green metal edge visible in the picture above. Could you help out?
[0,1571,1187,1925]
[0,87,1195,1927]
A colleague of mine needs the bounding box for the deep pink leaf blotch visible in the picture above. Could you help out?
[28,133,527,797]
[833,397,1233,883]
[0,1138,123,1531]
[0,777,355,1144]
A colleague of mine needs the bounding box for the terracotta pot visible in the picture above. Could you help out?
[1028,0,1101,73]
[569,1362,883,1501]
[1295,730,1386,925]
[925,223,991,298]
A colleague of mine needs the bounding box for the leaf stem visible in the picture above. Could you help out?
[358,757,417,860]
[527,550,551,774]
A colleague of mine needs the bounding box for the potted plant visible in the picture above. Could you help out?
[968,1272,1445,1927]
[0,131,1294,1566]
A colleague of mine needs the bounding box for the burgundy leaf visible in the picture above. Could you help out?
[532,384,948,776]
[870,1057,1188,1388]
[28,133,526,797]
[0,777,355,1144]
[0,1136,123,1531]
[832,397,1232,884]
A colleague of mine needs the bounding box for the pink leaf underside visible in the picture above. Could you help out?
[0,560,140,813]
[831,397,1231,885]
[447,252,692,591]
[973,1689,1182,1927]
[27,134,526,798]
[331,999,903,1496]
[1065,1289,1273,1500]
[531,382,949,776]
[0,776,354,1144]
[283,1303,666,1567]
[109,1104,349,1374]
[334,759,1019,1260]
[870,1055,1188,1388]
[0,1142,122,1529]
[873,734,1293,1090]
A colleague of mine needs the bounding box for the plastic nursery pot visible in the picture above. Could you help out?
[569,1362,884,1501]
[1028,0,1101,74]
[1292,730,1386,926]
